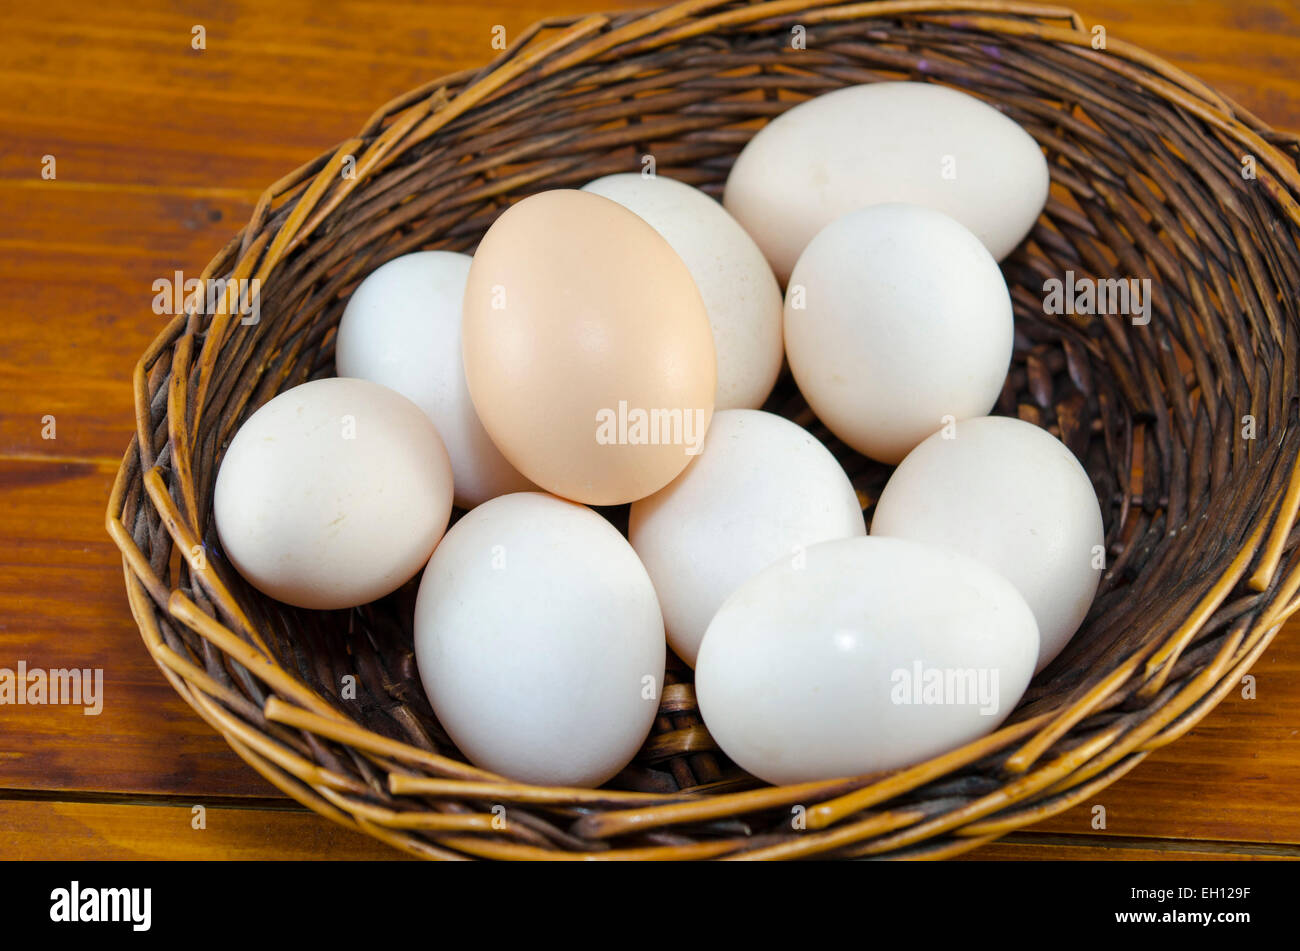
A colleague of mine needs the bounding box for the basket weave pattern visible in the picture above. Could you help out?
[106,0,1300,859]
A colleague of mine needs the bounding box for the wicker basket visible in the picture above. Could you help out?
[106,0,1300,860]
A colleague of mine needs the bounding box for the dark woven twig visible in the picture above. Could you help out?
[106,0,1300,859]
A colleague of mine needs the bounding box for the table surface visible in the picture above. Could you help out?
[2,0,1299,861]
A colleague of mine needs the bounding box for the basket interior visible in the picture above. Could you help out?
[171,12,1300,804]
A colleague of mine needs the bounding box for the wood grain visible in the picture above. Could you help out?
[0,0,1297,859]
[0,459,280,796]
[0,799,407,860]
[957,835,1300,861]
[0,188,257,461]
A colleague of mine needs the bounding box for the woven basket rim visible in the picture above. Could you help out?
[106,0,1300,860]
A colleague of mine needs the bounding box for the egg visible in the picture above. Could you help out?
[334,250,533,509]
[462,190,717,505]
[871,416,1105,672]
[784,203,1013,464]
[695,536,1039,785]
[629,409,865,666]
[413,492,665,787]
[723,81,1050,281]
[213,377,453,610]
[580,173,784,410]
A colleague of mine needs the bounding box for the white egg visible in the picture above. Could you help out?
[581,173,784,410]
[723,81,1049,281]
[784,203,1013,464]
[214,377,453,610]
[414,492,665,787]
[871,416,1104,673]
[629,409,864,666]
[335,250,534,508]
[695,536,1039,785]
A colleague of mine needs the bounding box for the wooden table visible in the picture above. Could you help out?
[2,0,1297,861]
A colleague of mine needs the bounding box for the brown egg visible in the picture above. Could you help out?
[462,190,716,505]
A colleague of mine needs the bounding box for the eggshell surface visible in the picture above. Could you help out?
[213,377,453,610]
[871,416,1104,672]
[581,174,784,410]
[695,536,1039,785]
[335,250,534,508]
[413,492,666,787]
[629,409,865,666]
[784,203,1013,464]
[723,81,1050,281]
[462,190,717,506]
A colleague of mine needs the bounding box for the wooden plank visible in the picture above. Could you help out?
[0,798,406,860]
[0,0,644,190]
[2,799,1295,862]
[0,188,258,461]
[0,458,280,797]
[961,834,1300,861]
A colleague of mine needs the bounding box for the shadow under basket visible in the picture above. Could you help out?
[106,0,1300,860]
